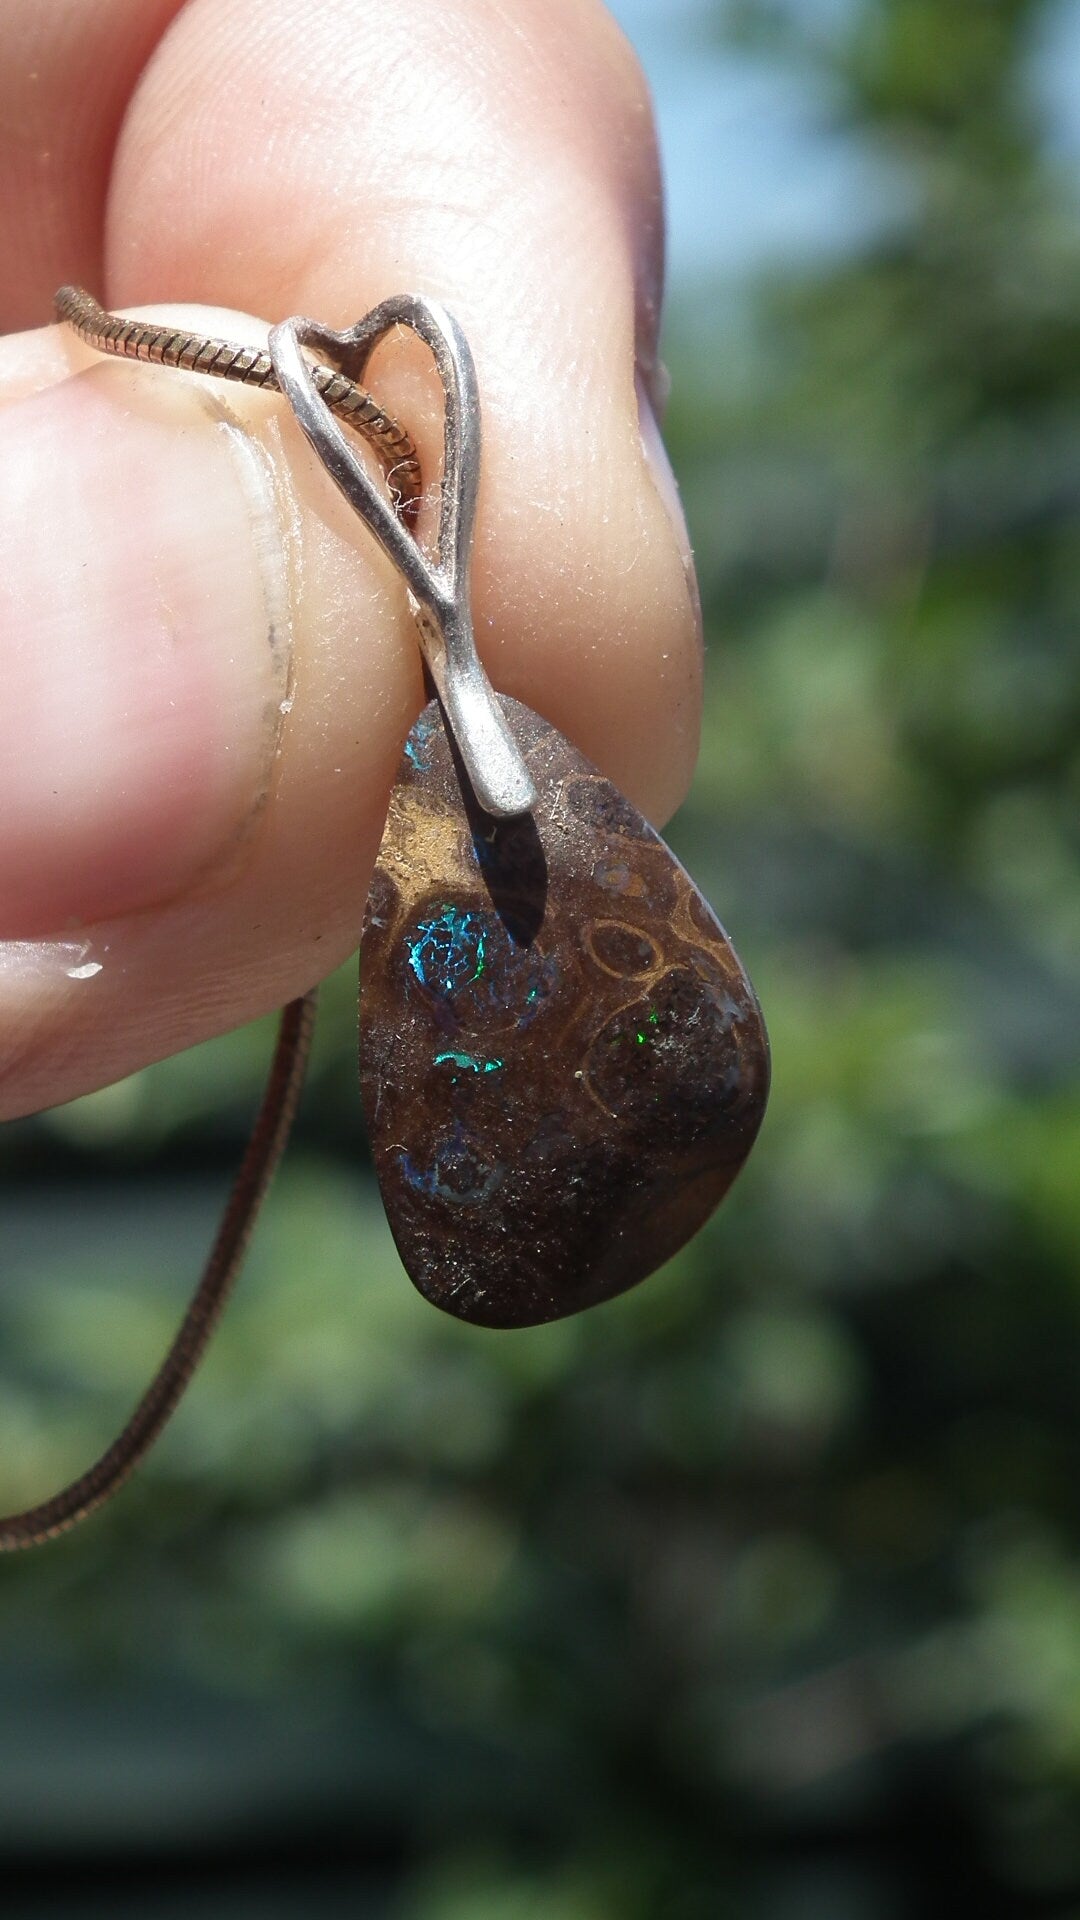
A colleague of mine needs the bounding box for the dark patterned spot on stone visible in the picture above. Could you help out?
[592,856,644,897]
[403,899,557,1037]
[582,968,748,1146]
[399,1121,502,1207]
[585,919,661,978]
[564,775,640,839]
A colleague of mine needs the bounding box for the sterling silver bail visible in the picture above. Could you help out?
[269,295,537,818]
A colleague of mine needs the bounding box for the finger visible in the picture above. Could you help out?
[0,305,419,1117]
[0,0,184,331]
[0,0,701,1117]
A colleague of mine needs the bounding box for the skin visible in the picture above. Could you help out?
[0,0,703,1120]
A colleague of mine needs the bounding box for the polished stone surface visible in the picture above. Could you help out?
[359,697,770,1327]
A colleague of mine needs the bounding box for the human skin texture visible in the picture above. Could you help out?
[0,0,702,1118]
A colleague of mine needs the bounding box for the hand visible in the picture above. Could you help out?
[0,0,702,1117]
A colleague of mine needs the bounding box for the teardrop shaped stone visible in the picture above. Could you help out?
[359,696,769,1328]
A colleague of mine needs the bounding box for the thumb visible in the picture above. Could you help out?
[0,315,423,1117]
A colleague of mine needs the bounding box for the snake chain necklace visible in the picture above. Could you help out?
[0,287,770,1551]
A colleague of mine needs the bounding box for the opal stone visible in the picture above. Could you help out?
[359,696,770,1328]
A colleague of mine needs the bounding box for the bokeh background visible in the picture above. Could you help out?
[4,0,1080,1913]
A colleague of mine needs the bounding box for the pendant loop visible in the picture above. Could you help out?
[269,295,537,818]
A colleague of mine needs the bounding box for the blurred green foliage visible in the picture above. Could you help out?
[3,1,1080,1913]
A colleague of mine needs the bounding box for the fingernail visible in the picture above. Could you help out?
[0,370,289,936]
[636,373,693,570]
[636,374,703,660]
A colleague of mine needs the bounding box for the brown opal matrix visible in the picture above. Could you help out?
[359,695,770,1328]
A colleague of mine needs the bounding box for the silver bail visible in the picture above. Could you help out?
[269,295,537,818]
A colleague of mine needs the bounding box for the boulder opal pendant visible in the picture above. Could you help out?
[359,695,769,1327]
[268,291,770,1329]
